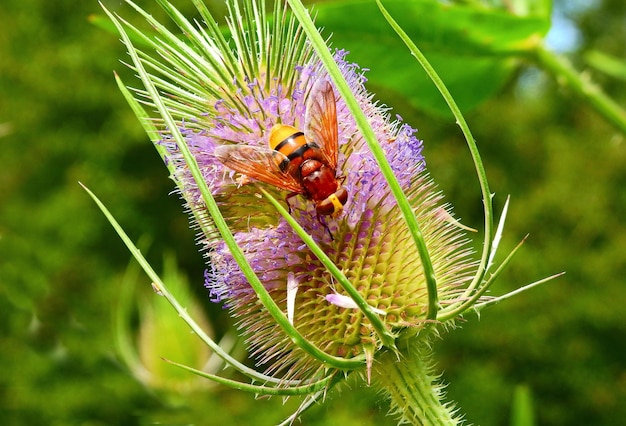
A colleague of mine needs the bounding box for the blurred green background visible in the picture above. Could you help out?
[1,0,625,425]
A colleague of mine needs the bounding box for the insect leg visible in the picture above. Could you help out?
[316,213,334,241]
[285,192,299,214]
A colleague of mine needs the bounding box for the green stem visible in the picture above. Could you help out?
[372,339,459,425]
[531,41,626,135]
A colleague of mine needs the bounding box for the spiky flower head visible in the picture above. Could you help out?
[120,0,472,373]
[104,0,532,422]
[131,1,475,382]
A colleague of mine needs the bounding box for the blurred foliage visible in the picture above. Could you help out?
[314,0,551,117]
[1,0,625,425]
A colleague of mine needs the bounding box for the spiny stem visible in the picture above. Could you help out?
[372,339,459,425]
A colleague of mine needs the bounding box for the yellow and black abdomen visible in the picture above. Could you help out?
[268,124,311,172]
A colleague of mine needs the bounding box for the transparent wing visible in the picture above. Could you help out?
[305,79,339,169]
[214,144,304,193]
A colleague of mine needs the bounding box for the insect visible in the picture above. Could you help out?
[214,80,348,216]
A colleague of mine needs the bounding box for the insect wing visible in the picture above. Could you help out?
[305,79,339,169]
[214,145,304,193]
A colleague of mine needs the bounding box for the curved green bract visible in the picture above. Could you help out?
[286,0,440,322]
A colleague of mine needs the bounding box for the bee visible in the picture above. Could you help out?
[215,80,348,216]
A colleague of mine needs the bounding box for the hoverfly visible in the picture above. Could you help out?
[215,80,348,216]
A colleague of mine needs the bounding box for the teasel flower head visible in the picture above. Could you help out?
[101,0,559,423]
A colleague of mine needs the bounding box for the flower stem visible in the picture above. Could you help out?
[372,339,459,425]
[531,41,626,135]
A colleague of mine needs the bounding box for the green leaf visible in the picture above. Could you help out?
[313,0,551,116]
